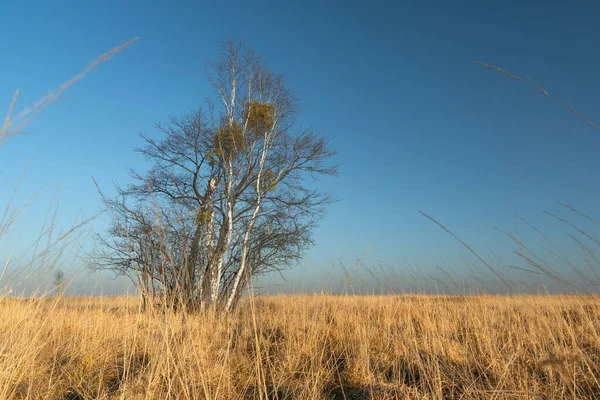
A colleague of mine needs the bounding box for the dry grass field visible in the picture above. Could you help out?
[0,294,599,399]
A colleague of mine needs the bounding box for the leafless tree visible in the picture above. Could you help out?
[91,39,337,312]
[54,269,65,296]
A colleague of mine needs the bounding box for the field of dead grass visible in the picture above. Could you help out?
[0,294,599,399]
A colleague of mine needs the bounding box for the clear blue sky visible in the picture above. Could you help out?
[2,0,600,294]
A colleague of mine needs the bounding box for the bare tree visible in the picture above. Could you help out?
[92,39,337,312]
[54,269,65,296]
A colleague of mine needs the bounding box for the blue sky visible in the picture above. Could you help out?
[1,0,600,294]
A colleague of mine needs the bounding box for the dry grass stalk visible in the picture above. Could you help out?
[0,37,139,146]
[476,62,599,132]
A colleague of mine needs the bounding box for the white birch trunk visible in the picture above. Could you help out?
[209,161,234,308]
[224,134,270,310]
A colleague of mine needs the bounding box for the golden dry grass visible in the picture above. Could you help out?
[0,294,599,399]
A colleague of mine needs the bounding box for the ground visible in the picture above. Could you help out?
[0,295,598,399]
